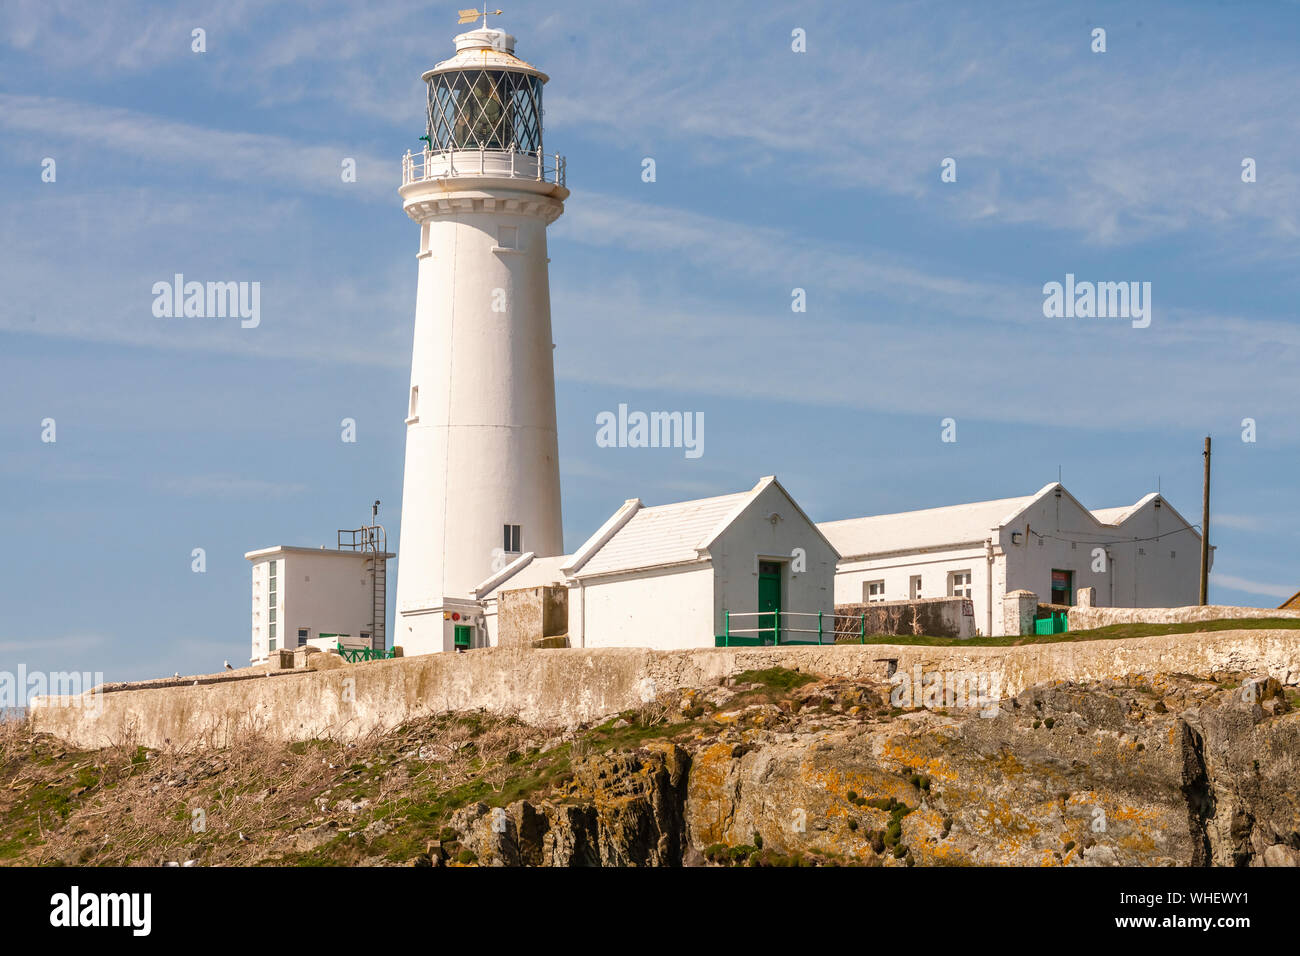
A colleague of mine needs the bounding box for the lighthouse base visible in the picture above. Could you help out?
[397,598,487,656]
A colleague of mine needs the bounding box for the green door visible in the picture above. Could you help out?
[454,625,472,650]
[758,561,782,644]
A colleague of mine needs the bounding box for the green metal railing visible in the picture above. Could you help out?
[336,644,396,663]
[719,609,835,647]
[718,610,873,647]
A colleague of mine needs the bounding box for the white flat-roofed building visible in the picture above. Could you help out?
[245,540,393,665]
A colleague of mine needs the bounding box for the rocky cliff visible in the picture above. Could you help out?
[3,667,1296,866]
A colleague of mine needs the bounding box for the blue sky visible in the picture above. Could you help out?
[3,0,1299,683]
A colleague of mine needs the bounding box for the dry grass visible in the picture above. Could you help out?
[0,711,551,867]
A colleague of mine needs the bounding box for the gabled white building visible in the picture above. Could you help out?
[475,476,839,650]
[818,482,1205,636]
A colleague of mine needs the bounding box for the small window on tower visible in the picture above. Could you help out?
[503,524,521,554]
[419,222,430,255]
[408,386,419,422]
[497,225,517,250]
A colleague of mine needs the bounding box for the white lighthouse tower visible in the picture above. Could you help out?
[395,16,567,655]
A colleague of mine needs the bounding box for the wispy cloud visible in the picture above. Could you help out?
[1212,574,1293,600]
[544,4,1300,251]
[0,93,393,202]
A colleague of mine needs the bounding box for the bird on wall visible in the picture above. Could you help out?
[224,661,233,671]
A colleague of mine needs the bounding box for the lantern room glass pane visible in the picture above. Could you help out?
[426,70,542,153]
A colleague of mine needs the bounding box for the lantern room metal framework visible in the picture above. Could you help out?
[403,26,565,188]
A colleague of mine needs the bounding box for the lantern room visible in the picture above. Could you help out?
[422,27,546,156]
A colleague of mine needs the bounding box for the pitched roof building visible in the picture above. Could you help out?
[818,482,1204,636]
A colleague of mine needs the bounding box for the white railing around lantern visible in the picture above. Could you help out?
[401,147,567,188]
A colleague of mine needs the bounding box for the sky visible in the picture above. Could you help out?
[2,0,1299,684]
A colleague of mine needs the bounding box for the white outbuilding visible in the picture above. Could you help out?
[475,476,840,650]
[244,544,392,665]
[818,482,1205,637]
[245,515,392,665]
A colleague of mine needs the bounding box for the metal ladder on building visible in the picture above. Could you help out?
[338,500,388,652]
[368,554,387,651]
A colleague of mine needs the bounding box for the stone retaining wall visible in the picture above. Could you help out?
[30,628,1300,751]
[1068,604,1300,630]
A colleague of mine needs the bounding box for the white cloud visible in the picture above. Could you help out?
[0,93,393,202]
[1211,574,1293,600]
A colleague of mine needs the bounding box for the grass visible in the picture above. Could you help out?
[833,617,1300,647]
[732,667,817,692]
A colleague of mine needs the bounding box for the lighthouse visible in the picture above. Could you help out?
[395,17,567,655]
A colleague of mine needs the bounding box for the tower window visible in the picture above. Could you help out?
[497,225,517,250]
[503,524,521,554]
[408,386,419,421]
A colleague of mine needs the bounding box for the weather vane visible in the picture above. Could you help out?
[458,5,503,28]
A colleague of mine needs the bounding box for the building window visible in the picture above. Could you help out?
[269,607,276,624]
[297,627,309,647]
[503,524,521,553]
[497,225,518,250]
[409,386,419,421]
[268,560,277,599]
[269,622,277,651]
[948,571,972,599]
[909,575,923,600]
[864,580,886,603]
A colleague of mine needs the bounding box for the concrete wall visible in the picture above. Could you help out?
[835,597,975,639]
[1069,604,1300,630]
[31,629,1300,751]
[498,585,567,647]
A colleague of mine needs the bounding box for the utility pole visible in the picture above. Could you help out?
[1199,436,1211,605]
